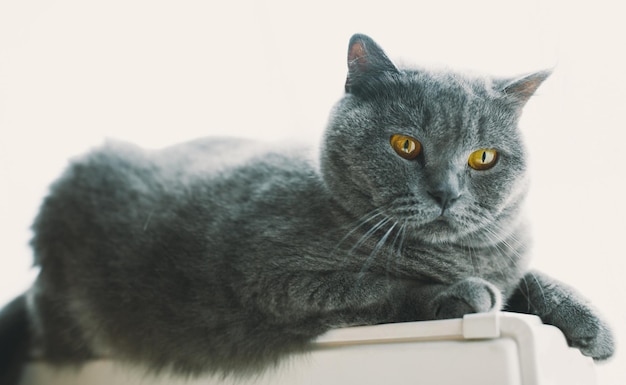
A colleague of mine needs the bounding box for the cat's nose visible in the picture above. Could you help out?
[428,189,461,213]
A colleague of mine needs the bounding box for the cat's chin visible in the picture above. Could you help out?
[411,216,466,244]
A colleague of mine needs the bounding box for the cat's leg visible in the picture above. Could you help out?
[247,272,502,326]
[247,271,410,326]
[505,269,614,360]
[27,285,95,364]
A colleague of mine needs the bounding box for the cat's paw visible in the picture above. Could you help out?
[431,277,502,320]
[509,271,616,360]
[546,300,615,360]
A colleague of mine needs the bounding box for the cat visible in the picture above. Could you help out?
[0,33,614,382]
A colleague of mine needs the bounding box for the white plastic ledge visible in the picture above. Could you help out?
[19,312,597,385]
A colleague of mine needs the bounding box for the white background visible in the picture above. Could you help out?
[1,0,624,383]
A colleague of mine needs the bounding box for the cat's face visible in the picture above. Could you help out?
[321,34,549,244]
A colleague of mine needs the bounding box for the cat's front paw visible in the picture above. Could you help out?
[507,271,615,360]
[546,301,615,360]
[431,277,502,320]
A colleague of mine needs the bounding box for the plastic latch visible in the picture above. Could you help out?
[462,312,501,339]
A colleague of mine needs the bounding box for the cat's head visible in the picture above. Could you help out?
[321,34,549,244]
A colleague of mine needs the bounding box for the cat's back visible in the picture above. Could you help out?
[37,136,277,206]
[30,136,321,266]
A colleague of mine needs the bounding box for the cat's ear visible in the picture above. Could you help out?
[345,34,399,93]
[498,70,552,107]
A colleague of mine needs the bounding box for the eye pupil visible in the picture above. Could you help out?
[390,134,421,160]
[468,148,498,170]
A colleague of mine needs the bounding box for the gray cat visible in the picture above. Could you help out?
[0,34,614,382]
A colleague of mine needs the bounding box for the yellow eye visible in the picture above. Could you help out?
[468,149,498,170]
[390,134,422,160]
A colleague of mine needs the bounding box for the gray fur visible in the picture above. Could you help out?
[5,34,614,379]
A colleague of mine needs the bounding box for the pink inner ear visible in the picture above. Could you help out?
[508,79,541,99]
[504,71,551,102]
[348,41,368,67]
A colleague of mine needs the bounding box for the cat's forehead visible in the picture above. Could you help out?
[403,69,497,106]
[386,71,502,139]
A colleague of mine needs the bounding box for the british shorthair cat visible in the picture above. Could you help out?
[0,34,614,383]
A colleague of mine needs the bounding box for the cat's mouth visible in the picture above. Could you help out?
[414,218,466,243]
[424,214,459,231]
[395,207,470,243]
[384,195,482,242]
[390,202,458,227]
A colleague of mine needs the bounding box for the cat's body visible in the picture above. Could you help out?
[0,34,614,381]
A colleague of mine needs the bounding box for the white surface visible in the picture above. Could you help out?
[1,1,624,384]
[18,312,597,385]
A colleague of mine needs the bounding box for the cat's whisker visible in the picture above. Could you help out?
[504,231,526,248]
[474,222,526,292]
[390,218,410,276]
[358,220,398,280]
[341,208,386,243]
[398,218,409,256]
[480,229,511,281]
[386,219,406,276]
[467,244,478,276]
[482,226,523,261]
[480,226,544,311]
[348,216,393,256]
[330,208,386,264]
